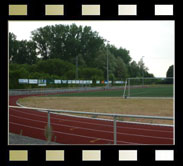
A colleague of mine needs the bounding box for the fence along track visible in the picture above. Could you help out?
[9,105,173,145]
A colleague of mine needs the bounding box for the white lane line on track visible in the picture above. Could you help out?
[10,108,173,133]
[10,114,173,140]
[9,122,133,144]
[10,122,44,131]
[52,112,173,127]
[52,114,173,133]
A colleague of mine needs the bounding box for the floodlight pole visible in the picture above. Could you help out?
[106,41,109,88]
[76,55,78,80]
[142,56,144,86]
[128,78,130,97]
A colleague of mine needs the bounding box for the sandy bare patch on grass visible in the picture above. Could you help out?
[18,97,173,125]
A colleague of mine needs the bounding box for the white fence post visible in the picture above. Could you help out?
[48,111,51,129]
[114,116,117,145]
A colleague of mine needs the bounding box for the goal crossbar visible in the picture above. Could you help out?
[123,77,174,98]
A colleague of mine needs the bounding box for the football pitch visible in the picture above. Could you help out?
[127,85,173,97]
[18,96,173,125]
[44,85,173,98]
[17,85,173,125]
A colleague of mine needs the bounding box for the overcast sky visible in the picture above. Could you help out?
[9,20,174,77]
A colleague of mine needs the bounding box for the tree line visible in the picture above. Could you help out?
[9,24,154,89]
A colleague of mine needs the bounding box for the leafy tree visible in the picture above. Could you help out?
[35,59,75,77]
[94,48,107,72]
[138,57,149,77]
[109,45,131,64]
[114,57,128,80]
[9,33,38,64]
[9,67,29,89]
[9,24,155,88]
[29,72,51,79]
[31,24,104,66]
[9,33,19,63]
[31,26,53,60]
[80,68,104,80]
[166,65,174,77]
[64,69,76,80]
[128,61,141,77]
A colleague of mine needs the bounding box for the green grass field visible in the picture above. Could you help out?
[44,85,173,98]
[128,85,173,97]
[45,89,123,97]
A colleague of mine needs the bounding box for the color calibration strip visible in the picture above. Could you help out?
[8,4,174,16]
[82,150,101,161]
[45,5,64,16]
[155,5,174,16]
[118,5,137,15]
[155,150,174,161]
[9,5,27,16]
[46,150,64,161]
[9,150,28,161]
[8,150,174,161]
[119,150,137,161]
[82,5,100,16]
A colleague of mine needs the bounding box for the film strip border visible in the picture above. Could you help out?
[8,149,175,162]
[2,0,179,166]
[8,4,174,16]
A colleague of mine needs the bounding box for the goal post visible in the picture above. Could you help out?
[123,77,174,98]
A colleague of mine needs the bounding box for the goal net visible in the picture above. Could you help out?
[123,77,174,98]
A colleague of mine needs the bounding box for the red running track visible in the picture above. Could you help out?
[9,95,174,145]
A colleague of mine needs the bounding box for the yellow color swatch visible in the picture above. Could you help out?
[45,5,64,15]
[118,5,137,15]
[46,150,64,161]
[9,150,28,161]
[119,150,137,161]
[9,5,27,16]
[82,5,100,15]
[82,150,101,161]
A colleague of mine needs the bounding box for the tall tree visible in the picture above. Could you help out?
[9,33,38,64]
[114,57,128,80]
[138,57,148,77]
[31,24,104,66]
[35,58,75,77]
[31,25,54,60]
[12,40,37,64]
[9,32,19,63]
[166,65,174,77]
[109,45,131,64]
[128,61,141,77]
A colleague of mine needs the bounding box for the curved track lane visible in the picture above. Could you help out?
[9,94,173,145]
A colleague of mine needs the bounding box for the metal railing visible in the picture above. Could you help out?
[9,86,125,96]
[9,105,173,144]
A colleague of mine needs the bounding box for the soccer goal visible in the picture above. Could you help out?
[123,77,174,98]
